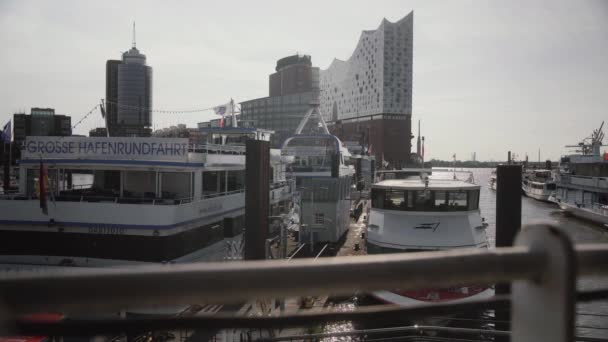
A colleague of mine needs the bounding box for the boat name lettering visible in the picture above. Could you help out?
[413,222,440,232]
[88,226,126,235]
[25,140,188,157]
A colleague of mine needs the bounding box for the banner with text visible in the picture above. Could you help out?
[23,137,190,162]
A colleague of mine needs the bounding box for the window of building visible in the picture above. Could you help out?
[314,212,325,225]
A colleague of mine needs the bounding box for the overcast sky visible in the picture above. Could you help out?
[1,0,607,161]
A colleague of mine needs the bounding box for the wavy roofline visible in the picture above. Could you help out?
[322,10,413,71]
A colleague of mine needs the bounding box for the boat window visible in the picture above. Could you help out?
[546,183,556,190]
[203,171,220,197]
[434,191,448,209]
[124,171,156,199]
[227,170,245,192]
[371,188,385,209]
[448,191,468,210]
[413,190,433,211]
[220,170,227,193]
[384,190,405,210]
[468,190,479,210]
[161,172,191,200]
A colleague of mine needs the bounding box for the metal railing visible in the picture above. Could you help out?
[189,144,246,155]
[0,223,607,341]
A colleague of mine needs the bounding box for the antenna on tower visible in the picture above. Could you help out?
[132,22,136,48]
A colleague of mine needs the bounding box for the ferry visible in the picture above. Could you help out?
[282,103,353,247]
[553,122,608,225]
[367,169,493,306]
[522,169,556,202]
[0,128,292,268]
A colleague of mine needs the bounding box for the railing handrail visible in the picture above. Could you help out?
[1,241,606,315]
[1,224,607,341]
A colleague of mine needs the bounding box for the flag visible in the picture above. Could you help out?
[38,160,48,215]
[213,103,231,116]
[1,120,10,143]
[213,102,231,128]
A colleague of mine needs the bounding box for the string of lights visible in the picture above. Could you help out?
[104,100,239,114]
[70,104,100,131]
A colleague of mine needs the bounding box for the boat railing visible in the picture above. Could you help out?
[189,143,246,155]
[1,223,607,342]
[591,202,608,214]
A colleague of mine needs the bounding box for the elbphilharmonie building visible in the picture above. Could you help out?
[320,11,413,167]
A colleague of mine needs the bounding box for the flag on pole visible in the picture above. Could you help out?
[1,120,11,143]
[213,102,232,128]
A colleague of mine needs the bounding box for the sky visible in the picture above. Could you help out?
[0,0,607,161]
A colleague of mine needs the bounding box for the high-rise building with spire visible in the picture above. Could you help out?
[105,23,153,137]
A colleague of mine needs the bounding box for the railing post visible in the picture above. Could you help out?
[512,224,575,342]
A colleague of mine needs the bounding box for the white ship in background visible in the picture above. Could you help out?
[282,103,353,247]
[553,122,608,225]
[522,169,556,202]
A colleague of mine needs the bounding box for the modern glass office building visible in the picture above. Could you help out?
[106,45,153,137]
[240,54,320,148]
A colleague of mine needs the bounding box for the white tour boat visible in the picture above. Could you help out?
[367,169,493,306]
[0,129,292,268]
[488,169,497,191]
[522,169,556,202]
[554,122,608,225]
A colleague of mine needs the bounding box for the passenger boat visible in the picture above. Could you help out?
[367,169,493,306]
[488,170,497,191]
[522,169,556,202]
[554,122,608,225]
[0,128,292,268]
[282,103,353,246]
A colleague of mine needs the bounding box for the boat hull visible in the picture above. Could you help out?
[558,202,608,226]
[372,287,495,307]
[522,188,552,202]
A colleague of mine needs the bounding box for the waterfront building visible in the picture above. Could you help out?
[320,12,414,168]
[240,54,320,148]
[13,108,71,146]
[153,124,205,145]
[89,127,108,137]
[105,32,153,137]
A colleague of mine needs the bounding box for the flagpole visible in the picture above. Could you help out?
[231,98,236,128]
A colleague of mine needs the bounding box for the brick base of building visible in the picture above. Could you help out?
[329,114,412,169]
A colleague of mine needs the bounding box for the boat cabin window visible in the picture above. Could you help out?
[203,171,222,197]
[371,188,480,211]
[124,171,156,198]
[227,170,245,192]
[161,172,192,200]
[546,183,556,190]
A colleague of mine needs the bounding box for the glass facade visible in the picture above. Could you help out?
[240,91,318,148]
[117,63,152,127]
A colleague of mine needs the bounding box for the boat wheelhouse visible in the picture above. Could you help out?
[367,169,492,306]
